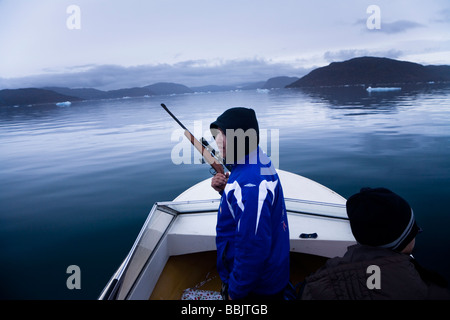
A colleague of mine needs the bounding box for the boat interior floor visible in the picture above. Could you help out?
[149,250,328,300]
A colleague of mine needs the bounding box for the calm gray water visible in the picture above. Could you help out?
[1,85,450,299]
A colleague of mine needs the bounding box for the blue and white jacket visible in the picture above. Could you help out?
[216,147,290,299]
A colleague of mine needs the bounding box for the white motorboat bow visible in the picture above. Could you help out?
[99,169,356,300]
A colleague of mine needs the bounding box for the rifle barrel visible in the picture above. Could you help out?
[161,103,225,175]
[161,103,188,131]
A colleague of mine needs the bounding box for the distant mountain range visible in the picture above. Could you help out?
[0,77,296,107]
[44,82,194,100]
[287,56,450,88]
[2,57,449,106]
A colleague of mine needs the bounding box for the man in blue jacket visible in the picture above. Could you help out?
[210,107,290,300]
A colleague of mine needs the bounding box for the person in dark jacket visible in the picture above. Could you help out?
[210,107,290,300]
[301,187,450,300]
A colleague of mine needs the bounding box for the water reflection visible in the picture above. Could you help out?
[289,83,450,115]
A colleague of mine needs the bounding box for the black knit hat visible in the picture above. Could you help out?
[210,107,259,143]
[210,107,260,163]
[346,187,422,252]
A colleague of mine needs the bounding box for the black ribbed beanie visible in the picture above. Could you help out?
[346,187,421,252]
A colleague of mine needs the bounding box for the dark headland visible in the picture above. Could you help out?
[286,56,450,88]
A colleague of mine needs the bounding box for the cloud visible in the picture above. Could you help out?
[354,18,425,34]
[0,59,311,90]
[379,20,425,34]
[433,8,450,23]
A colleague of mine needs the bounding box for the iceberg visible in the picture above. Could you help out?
[56,101,72,107]
[366,86,401,92]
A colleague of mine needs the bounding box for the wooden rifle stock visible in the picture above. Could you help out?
[161,103,224,175]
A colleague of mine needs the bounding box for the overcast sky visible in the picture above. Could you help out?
[1,0,449,89]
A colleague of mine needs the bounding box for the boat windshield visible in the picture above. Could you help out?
[103,197,347,299]
[107,204,176,299]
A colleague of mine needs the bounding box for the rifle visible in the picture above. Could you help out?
[161,103,228,175]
